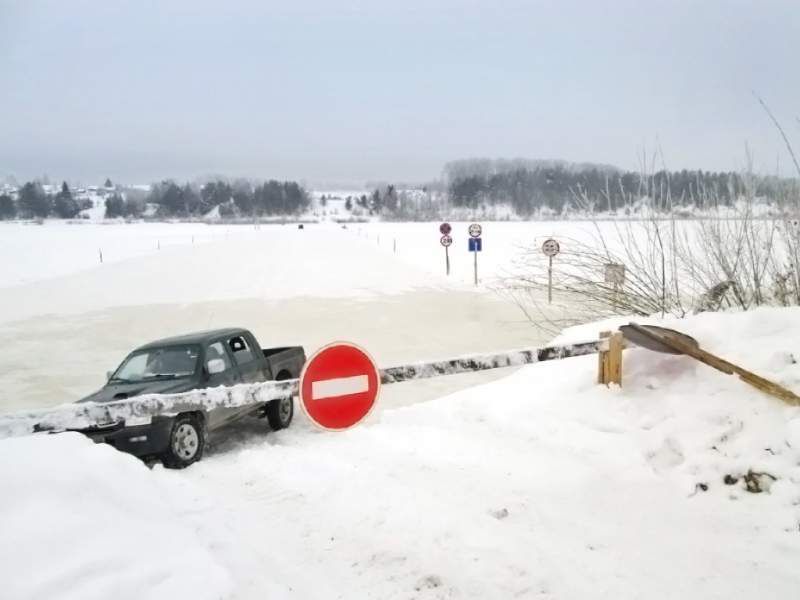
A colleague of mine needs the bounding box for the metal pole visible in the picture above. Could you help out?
[473,247,478,286]
[445,246,450,276]
[548,256,553,304]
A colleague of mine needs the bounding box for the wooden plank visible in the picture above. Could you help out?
[597,331,611,385]
[607,332,623,386]
[625,322,800,406]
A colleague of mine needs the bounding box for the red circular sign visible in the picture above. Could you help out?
[439,222,452,235]
[299,342,380,430]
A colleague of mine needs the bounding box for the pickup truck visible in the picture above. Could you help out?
[77,328,306,468]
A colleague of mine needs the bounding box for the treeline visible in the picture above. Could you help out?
[0,177,311,220]
[113,179,311,218]
[346,185,439,220]
[0,182,88,220]
[446,160,799,214]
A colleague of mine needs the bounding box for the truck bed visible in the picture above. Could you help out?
[262,346,306,380]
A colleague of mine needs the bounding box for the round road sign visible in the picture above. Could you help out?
[439,222,452,235]
[542,238,560,257]
[468,223,482,238]
[440,234,453,247]
[299,342,380,431]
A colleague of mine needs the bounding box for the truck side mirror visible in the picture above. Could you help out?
[106,371,113,381]
[207,358,226,375]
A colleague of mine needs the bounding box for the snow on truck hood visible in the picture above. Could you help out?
[2,307,800,599]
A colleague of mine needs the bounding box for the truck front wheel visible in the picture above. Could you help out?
[266,396,293,430]
[161,414,205,469]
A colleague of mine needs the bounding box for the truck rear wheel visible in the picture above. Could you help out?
[266,396,293,430]
[161,414,205,469]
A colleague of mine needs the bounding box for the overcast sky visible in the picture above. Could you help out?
[1,0,799,186]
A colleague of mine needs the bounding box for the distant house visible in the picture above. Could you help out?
[0,184,18,199]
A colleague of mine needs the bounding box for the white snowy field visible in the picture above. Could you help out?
[0,219,616,411]
[0,221,237,288]
[2,307,800,599]
[2,220,800,598]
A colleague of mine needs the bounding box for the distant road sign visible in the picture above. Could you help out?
[439,222,452,235]
[299,342,380,430]
[604,263,626,285]
[440,234,453,247]
[468,223,482,238]
[468,238,482,252]
[542,238,560,257]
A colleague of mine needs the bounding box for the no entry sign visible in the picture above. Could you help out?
[299,342,381,430]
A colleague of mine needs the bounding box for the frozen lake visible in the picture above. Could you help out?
[0,220,579,411]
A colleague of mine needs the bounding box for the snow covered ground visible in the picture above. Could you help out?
[2,307,800,599]
[2,220,800,599]
[0,221,549,410]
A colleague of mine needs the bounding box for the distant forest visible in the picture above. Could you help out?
[128,179,310,218]
[2,158,799,222]
[443,159,799,215]
[0,178,311,220]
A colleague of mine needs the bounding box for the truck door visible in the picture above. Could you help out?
[203,340,244,429]
[227,333,266,383]
[204,340,240,388]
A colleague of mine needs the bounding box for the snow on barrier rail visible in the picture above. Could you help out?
[380,340,601,383]
[0,340,602,439]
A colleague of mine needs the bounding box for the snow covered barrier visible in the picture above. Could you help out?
[380,340,601,383]
[0,379,298,437]
[0,340,605,437]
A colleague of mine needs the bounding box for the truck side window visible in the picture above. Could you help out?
[206,342,232,372]
[228,335,254,365]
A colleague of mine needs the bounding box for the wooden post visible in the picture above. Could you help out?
[393,238,396,253]
[597,330,623,386]
[98,248,103,263]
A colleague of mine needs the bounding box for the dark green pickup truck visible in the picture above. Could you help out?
[78,328,306,468]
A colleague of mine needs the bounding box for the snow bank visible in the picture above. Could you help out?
[2,308,800,598]
[0,433,235,600]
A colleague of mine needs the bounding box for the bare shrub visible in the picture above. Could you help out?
[503,180,799,335]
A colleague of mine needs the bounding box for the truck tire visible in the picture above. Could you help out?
[161,414,205,469]
[266,396,293,431]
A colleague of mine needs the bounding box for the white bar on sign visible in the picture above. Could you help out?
[312,375,369,400]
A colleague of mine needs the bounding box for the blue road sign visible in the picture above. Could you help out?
[468,237,482,252]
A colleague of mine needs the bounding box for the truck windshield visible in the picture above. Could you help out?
[111,345,199,383]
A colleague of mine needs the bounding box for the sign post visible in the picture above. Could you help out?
[468,223,482,286]
[439,223,452,276]
[299,342,381,430]
[604,263,626,310]
[440,234,452,275]
[541,238,560,304]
